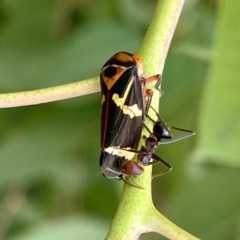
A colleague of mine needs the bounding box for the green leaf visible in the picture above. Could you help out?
[193,1,240,166]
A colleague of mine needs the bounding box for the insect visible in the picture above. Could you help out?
[99,51,195,188]
[120,110,195,180]
[100,52,153,185]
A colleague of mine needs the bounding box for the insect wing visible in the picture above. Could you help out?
[100,52,145,179]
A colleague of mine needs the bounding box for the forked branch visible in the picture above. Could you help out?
[0,0,199,239]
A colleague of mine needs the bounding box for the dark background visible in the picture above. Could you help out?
[1,1,240,240]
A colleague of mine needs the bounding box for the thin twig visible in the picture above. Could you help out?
[0,77,99,108]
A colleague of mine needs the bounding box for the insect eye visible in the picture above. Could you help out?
[104,67,117,78]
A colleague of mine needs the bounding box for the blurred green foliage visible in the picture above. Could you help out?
[0,0,240,240]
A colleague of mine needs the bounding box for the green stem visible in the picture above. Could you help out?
[105,0,200,239]
[0,0,200,239]
[139,0,186,75]
[0,77,99,108]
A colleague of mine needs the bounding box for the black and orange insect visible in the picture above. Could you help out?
[100,52,147,184]
[99,51,195,188]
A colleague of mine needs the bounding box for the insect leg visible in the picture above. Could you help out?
[150,153,172,179]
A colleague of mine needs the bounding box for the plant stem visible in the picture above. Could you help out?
[139,0,186,75]
[0,0,200,239]
[0,77,99,108]
[105,0,200,239]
